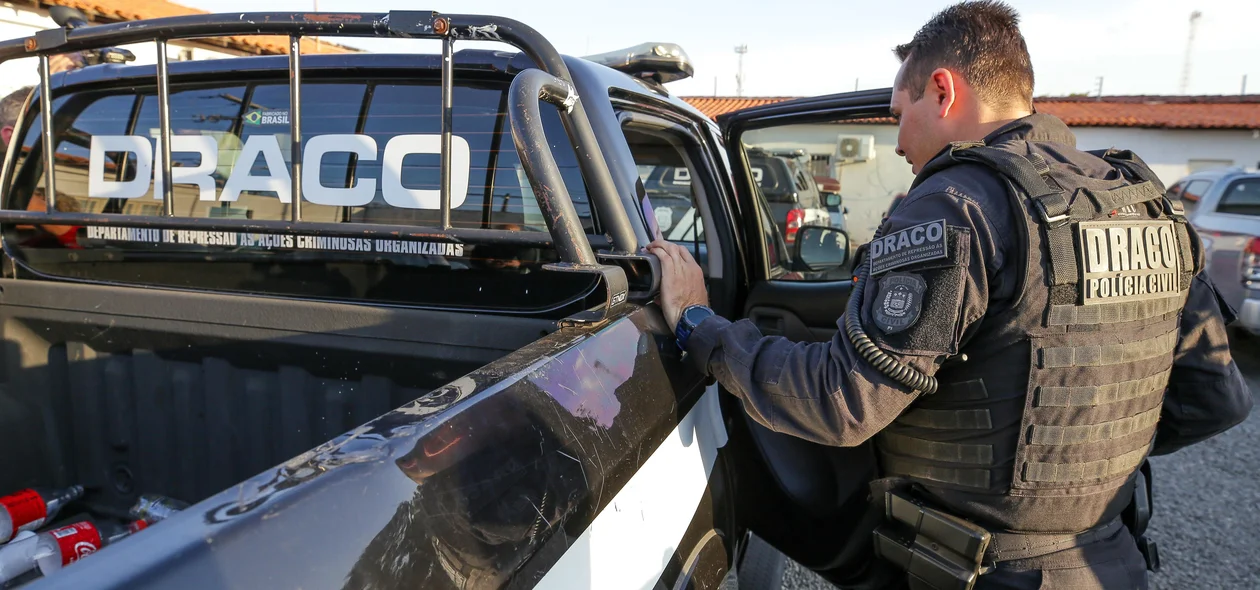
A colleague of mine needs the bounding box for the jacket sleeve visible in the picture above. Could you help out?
[685,190,1002,447]
[1150,273,1253,455]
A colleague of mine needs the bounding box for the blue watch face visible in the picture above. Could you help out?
[683,306,713,329]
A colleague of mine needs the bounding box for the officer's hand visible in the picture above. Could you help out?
[647,239,708,331]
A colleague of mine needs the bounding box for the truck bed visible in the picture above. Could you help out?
[0,278,555,511]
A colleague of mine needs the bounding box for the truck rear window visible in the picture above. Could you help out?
[3,76,602,316]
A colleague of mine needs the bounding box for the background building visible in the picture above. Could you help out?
[685,94,1260,187]
[686,94,1260,241]
[0,0,355,99]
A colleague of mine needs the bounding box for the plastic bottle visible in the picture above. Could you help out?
[0,486,84,544]
[0,531,40,584]
[32,519,147,577]
[127,495,188,523]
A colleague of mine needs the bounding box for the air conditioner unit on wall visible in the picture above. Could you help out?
[836,134,876,163]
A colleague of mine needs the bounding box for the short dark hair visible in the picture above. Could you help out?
[894,1,1034,111]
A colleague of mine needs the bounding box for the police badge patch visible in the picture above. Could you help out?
[872,273,927,334]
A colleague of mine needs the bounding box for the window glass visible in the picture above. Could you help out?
[1216,178,1260,216]
[358,84,593,233]
[21,93,134,218]
[1181,179,1211,203]
[623,126,707,269]
[3,79,601,315]
[741,122,909,281]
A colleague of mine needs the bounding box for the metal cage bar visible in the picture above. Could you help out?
[37,55,54,211]
[0,11,636,265]
[439,35,454,230]
[155,39,175,216]
[289,34,303,222]
[509,69,597,267]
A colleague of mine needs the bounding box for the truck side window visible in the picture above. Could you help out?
[622,125,709,272]
[740,121,910,281]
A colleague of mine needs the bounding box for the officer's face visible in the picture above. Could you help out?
[891,64,950,176]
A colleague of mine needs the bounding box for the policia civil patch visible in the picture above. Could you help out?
[869,219,948,276]
[1077,220,1181,305]
[873,273,927,334]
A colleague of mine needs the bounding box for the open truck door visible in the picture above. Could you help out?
[715,90,911,589]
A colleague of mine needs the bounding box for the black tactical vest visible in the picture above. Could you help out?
[875,140,1199,534]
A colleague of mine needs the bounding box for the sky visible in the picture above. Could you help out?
[184,0,1260,98]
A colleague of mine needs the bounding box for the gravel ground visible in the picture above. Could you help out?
[1147,331,1260,589]
[781,332,1260,590]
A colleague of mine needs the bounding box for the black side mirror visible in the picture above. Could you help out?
[791,225,850,273]
[824,193,842,208]
[49,6,90,28]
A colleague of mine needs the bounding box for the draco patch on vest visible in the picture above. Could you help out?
[869,219,947,275]
[1077,220,1181,305]
[873,273,927,334]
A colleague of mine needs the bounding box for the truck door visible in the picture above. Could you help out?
[715,89,913,587]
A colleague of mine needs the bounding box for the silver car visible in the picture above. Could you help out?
[1176,168,1260,333]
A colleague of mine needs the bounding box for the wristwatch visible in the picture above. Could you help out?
[675,304,715,351]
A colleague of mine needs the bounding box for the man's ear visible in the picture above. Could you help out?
[929,68,957,119]
[1,126,12,147]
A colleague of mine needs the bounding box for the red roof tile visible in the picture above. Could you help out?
[680,97,799,119]
[37,0,358,55]
[682,95,1260,130]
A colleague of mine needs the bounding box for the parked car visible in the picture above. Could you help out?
[814,175,848,232]
[746,149,830,244]
[1178,169,1260,333]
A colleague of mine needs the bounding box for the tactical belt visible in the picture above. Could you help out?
[984,518,1125,564]
[874,488,1140,589]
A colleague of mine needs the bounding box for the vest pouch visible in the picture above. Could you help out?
[1010,327,1175,497]
[872,488,991,590]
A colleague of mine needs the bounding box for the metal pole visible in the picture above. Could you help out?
[444,14,638,252]
[509,69,597,266]
[289,35,302,221]
[37,55,55,212]
[156,40,174,216]
[439,35,454,229]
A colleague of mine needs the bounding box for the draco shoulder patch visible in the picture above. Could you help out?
[872,272,927,334]
[869,219,947,275]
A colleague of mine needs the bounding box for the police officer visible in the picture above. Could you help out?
[648,1,1252,588]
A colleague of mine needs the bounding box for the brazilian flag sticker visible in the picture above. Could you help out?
[243,110,290,126]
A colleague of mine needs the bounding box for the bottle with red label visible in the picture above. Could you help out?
[32,519,148,577]
[0,486,84,545]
